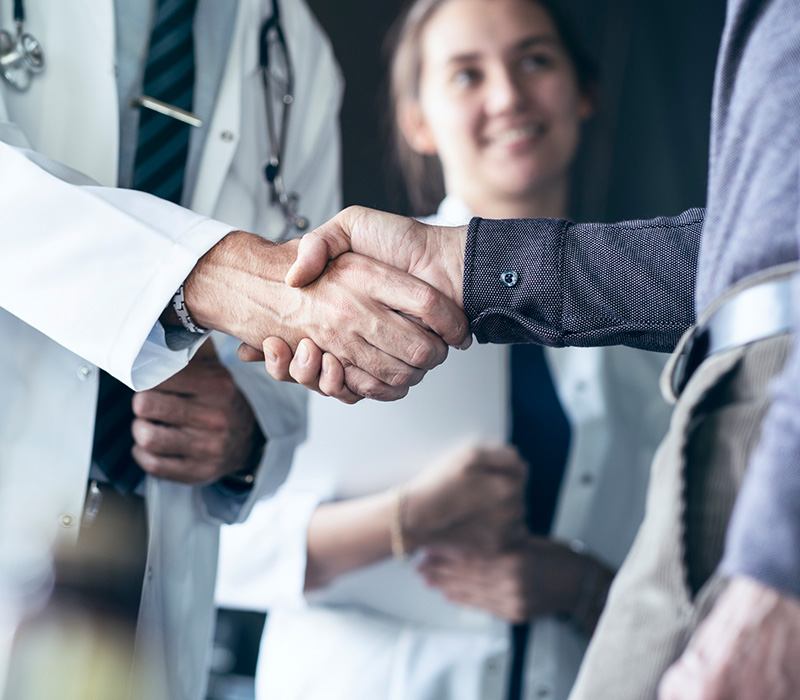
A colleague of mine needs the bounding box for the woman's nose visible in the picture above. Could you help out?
[485,68,527,114]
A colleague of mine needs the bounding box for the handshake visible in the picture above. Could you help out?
[184,206,472,403]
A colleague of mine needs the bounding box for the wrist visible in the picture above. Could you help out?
[389,485,410,562]
[424,225,466,310]
[399,482,435,552]
[218,415,266,494]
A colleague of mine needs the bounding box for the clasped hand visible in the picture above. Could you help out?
[221,207,469,402]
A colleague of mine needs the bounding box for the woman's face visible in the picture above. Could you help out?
[403,0,592,208]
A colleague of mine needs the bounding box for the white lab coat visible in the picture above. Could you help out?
[216,197,672,700]
[0,1,341,698]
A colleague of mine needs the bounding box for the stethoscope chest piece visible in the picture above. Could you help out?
[0,23,44,91]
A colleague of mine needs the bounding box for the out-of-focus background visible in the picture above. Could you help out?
[206,1,726,698]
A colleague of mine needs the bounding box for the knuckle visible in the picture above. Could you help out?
[131,391,157,418]
[202,410,229,432]
[363,382,408,402]
[384,364,415,388]
[407,337,446,370]
[412,284,441,318]
[132,420,157,449]
[206,435,227,460]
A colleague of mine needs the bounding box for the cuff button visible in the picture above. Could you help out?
[501,270,519,287]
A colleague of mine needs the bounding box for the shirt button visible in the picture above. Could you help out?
[220,130,235,142]
[60,514,76,528]
[500,270,519,287]
[77,365,94,381]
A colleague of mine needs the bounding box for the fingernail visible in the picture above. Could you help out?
[297,341,309,365]
[321,354,330,376]
[264,347,277,364]
[455,335,473,351]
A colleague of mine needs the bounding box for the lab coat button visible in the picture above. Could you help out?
[220,130,235,142]
[580,472,595,485]
[60,514,76,528]
[501,270,519,287]
[77,365,94,381]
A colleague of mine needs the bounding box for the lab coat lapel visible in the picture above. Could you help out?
[8,0,120,185]
[190,0,246,216]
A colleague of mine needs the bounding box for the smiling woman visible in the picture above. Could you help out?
[389,0,597,218]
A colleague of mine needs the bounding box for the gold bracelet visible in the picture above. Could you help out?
[389,485,410,562]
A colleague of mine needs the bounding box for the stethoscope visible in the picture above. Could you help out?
[1,0,305,234]
[260,0,308,235]
[0,0,44,91]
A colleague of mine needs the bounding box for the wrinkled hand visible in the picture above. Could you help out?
[400,444,528,555]
[131,340,262,485]
[185,232,469,401]
[418,538,612,631]
[286,205,467,299]
[659,575,800,700]
[248,207,471,402]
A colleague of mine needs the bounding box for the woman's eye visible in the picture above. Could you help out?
[520,53,552,71]
[453,68,481,88]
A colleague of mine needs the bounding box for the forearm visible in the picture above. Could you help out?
[1,144,231,388]
[304,490,398,591]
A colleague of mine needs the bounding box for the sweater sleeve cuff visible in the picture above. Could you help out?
[463,216,569,345]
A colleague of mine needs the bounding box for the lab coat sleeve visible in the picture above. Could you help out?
[0,142,234,389]
[215,481,332,610]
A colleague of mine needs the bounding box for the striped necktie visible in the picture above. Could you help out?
[91,0,199,494]
[132,0,199,203]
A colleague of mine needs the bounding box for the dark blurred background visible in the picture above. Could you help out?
[207,1,727,698]
[305,0,725,222]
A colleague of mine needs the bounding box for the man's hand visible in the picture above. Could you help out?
[285,205,468,301]
[131,341,262,485]
[418,538,613,632]
[659,575,800,700]
[249,207,471,400]
[184,232,470,401]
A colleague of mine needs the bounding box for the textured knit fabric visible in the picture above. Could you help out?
[464,0,800,598]
[465,211,703,351]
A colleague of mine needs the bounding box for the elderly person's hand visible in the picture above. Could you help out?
[247,206,471,402]
[131,341,263,485]
[419,538,613,634]
[659,575,800,700]
[184,230,470,402]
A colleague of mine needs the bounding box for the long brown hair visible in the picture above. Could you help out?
[385,0,598,216]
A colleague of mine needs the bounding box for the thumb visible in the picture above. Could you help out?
[285,210,358,287]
